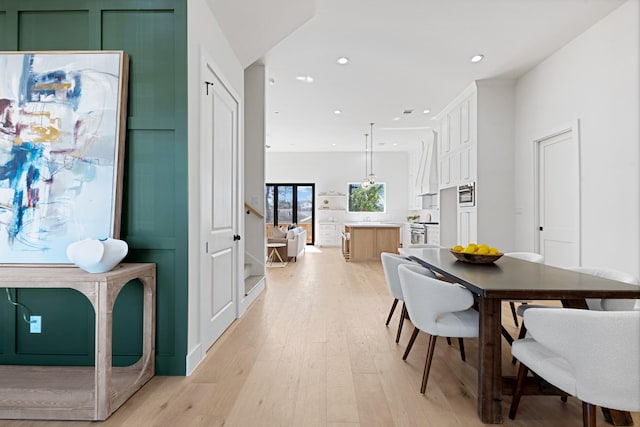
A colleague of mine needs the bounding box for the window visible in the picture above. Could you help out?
[347,183,386,212]
[265,183,315,244]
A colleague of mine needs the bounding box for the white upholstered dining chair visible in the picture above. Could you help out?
[397,263,479,394]
[504,252,545,327]
[509,308,640,426]
[513,266,640,343]
[381,252,425,346]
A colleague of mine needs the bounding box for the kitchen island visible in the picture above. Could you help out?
[343,223,401,262]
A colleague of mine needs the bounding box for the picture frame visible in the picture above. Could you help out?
[0,51,129,264]
[347,182,386,212]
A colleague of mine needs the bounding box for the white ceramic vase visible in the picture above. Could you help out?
[66,238,128,273]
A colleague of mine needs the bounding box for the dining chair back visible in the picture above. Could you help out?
[504,252,544,263]
[398,263,479,393]
[381,253,430,345]
[502,252,545,341]
[510,308,640,426]
[568,267,640,311]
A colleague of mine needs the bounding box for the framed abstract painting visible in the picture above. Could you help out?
[0,51,129,264]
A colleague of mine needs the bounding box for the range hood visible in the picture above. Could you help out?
[416,130,439,196]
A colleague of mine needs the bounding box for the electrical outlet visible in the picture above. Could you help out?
[30,315,42,334]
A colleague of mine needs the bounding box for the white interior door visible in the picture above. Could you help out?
[200,59,239,352]
[537,126,580,267]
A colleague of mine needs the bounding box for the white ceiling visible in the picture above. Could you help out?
[262,0,625,153]
[207,0,315,68]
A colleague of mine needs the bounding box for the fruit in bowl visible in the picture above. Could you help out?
[450,243,503,264]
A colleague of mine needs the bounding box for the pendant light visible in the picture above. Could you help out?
[362,133,370,188]
[368,122,376,185]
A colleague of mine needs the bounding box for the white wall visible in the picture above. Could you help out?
[266,151,410,226]
[244,63,266,272]
[186,0,245,374]
[513,0,639,276]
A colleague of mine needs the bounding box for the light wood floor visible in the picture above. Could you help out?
[1,247,638,426]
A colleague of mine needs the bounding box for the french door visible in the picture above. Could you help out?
[266,183,314,245]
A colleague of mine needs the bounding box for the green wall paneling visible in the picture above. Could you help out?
[112,280,143,367]
[126,248,185,375]
[18,10,90,50]
[0,0,188,375]
[15,289,93,358]
[101,10,176,121]
[0,12,6,50]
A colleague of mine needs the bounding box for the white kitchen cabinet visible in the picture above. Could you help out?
[317,222,341,246]
[426,225,440,246]
[438,91,476,188]
[436,80,515,251]
[458,209,477,247]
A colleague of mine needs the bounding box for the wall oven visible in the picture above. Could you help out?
[458,182,475,207]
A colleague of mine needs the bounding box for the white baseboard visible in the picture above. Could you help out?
[186,343,204,376]
[240,277,265,315]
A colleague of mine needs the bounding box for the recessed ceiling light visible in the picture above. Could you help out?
[333,110,342,115]
[392,117,400,121]
[332,143,337,146]
[336,57,349,65]
[470,54,484,63]
[392,143,398,146]
[423,109,430,114]
[295,75,314,83]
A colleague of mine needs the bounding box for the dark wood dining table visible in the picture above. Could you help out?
[399,247,640,425]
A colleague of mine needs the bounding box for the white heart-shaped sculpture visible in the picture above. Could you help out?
[66,238,128,273]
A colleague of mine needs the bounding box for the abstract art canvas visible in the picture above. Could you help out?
[0,51,128,264]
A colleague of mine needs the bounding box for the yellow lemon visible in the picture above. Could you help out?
[488,247,499,255]
[452,245,464,252]
[478,244,489,250]
[463,246,475,254]
[476,246,489,255]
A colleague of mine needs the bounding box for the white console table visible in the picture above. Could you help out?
[0,263,156,421]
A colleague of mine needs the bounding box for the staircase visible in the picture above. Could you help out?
[244,263,263,296]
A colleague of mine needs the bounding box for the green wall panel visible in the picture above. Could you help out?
[122,130,177,240]
[0,12,6,50]
[112,280,143,366]
[18,10,90,50]
[0,1,188,375]
[102,10,176,125]
[15,289,92,357]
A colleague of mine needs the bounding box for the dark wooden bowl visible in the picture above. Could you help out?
[449,249,503,264]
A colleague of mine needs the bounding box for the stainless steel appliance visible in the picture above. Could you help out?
[458,182,475,207]
[409,222,440,245]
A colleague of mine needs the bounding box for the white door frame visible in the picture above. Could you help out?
[532,119,581,263]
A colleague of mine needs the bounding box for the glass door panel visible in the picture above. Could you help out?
[297,186,314,244]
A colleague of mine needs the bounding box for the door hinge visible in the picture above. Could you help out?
[205,241,209,253]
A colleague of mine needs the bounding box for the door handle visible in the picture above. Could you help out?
[539,226,543,231]
[233,234,241,241]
